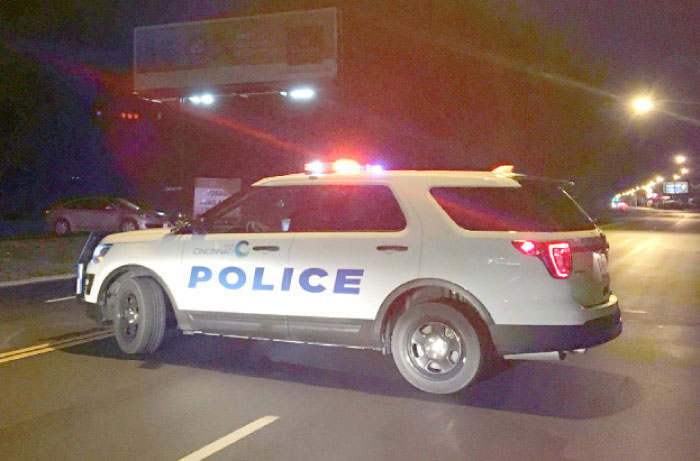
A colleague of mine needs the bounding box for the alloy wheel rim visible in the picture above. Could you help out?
[119,292,140,341]
[407,321,463,376]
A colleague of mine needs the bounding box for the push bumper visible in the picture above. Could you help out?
[489,299,622,355]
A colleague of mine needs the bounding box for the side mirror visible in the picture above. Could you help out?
[170,213,208,235]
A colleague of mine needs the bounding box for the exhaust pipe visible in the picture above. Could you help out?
[503,349,587,361]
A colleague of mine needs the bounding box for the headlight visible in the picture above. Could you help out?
[91,244,113,264]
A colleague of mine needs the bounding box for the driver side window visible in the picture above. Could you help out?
[209,187,295,233]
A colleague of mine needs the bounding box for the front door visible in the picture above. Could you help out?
[173,186,297,339]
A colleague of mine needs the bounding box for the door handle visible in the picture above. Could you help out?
[253,245,280,252]
[376,245,408,252]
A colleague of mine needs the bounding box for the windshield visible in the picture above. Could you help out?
[198,186,250,222]
[114,198,142,211]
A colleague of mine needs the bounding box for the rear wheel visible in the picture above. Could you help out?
[391,301,486,394]
[53,219,71,235]
[114,277,166,354]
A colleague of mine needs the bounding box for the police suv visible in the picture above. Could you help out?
[78,161,621,394]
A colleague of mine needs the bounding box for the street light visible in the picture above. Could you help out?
[675,154,687,164]
[680,168,690,175]
[188,93,216,105]
[630,96,655,115]
[656,176,664,182]
[286,87,316,101]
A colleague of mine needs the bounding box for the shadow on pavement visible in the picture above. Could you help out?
[66,331,642,420]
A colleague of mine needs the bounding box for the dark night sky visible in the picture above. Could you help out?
[517,0,700,188]
[1,1,699,215]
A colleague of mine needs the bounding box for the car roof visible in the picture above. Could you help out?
[253,170,521,188]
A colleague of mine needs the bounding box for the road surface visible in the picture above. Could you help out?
[1,208,698,460]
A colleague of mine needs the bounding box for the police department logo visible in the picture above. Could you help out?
[193,240,249,258]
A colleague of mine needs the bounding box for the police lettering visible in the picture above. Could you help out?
[188,266,363,294]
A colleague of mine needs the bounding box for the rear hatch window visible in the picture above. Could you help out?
[430,183,596,232]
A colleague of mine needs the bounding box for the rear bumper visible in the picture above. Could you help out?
[489,298,622,355]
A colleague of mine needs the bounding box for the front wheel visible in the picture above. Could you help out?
[120,219,138,232]
[391,302,486,394]
[114,277,166,354]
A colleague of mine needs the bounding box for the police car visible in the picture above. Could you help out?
[77,160,621,394]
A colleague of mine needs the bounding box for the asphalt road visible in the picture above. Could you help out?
[1,209,698,460]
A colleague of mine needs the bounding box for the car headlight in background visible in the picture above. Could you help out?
[91,244,113,264]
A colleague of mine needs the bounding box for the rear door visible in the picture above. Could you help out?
[172,186,296,339]
[66,198,97,231]
[285,184,421,344]
[93,198,121,230]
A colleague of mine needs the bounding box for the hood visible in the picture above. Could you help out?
[101,228,171,244]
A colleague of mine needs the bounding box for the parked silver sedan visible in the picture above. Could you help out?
[46,196,169,235]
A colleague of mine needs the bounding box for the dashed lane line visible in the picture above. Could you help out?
[45,296,76,303]
[0,274,75,288]
[178,416,280,461]
[0,330,113,364]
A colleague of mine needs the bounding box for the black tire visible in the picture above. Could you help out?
[114,277,166,354]
[391,301,486,394]
[53,219,71,235]
[119,219,138,232]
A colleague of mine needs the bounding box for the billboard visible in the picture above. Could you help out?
[193,177,241,217]
[134,8,338,93]
[664,182,688,194]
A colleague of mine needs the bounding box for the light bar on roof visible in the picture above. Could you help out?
[304,160,384,175]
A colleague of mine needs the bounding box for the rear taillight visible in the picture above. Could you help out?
[512,240,572,279]
[546,243,572,278]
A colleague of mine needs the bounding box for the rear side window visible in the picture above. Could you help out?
[430,183,596,232]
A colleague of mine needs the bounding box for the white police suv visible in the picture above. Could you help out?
[78,161,621,394]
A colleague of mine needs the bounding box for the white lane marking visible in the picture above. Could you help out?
[178,416,279,461]
[0,327,24,350]
[45,296,76,303]
[622,309,647,314]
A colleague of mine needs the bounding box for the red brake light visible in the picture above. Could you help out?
[512,240,572,279]
[512,240,537,255]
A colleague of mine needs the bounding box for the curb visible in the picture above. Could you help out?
[0,274,75,288]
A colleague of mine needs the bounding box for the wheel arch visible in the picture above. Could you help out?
[373,278,495,345]
[119,217,139,231]
[53,216,73,232]
[96,264,191,330]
